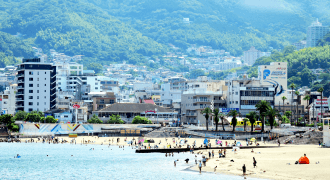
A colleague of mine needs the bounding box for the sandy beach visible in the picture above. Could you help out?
[19,136,328,180]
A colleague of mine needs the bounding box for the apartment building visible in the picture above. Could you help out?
[16,58,56,112]
[0,84,17,115]
[226,78,275,115]
[306,19,330,48]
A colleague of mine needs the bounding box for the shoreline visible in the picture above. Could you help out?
[5,136,328,180]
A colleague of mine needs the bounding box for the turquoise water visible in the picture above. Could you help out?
[0,143,257,180]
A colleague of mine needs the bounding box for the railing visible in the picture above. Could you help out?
[193,99,210,103]
[17,80,24,83]
[17,86,24,89]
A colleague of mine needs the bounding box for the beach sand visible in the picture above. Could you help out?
[19,136,327,180]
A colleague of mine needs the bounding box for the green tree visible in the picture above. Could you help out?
[14,111,28,121]
[285,111,292,120]
[88,62,103,74]
[246,111,258,133]
[131,116,152,124]
[201,107,212,131]
[243,118,249,132]
[219,113,226,131]
[108,115,124,124]
[282,115,290,124]
[289,83,296,123]
[88,114,103,124]
[0,114,14,125]
[213,109,220,131]
[25,113,41,122]
[255,100,271,132]
[227,110,239,132]
[266,107,280,129]
[45,116,57,123]
[188,69,205,79]
[281,96,287,114]
[318,87,324,120]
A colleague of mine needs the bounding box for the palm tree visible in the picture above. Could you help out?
[303,95,311,124]
[266,107,280,129]
[243,118,249,132]
[219,113,226,131]
[227,110,239,132]
[281,96,287,114]
[213,108,220,131]
[255,100,270,132]
[246,111,258,133]
[289,83,296,123]
[295,91,300,125]
[201,107,212,131]
[317,87,324,121]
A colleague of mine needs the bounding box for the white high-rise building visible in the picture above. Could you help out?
[306,19,330,48]
[243,47,271,66]
[16,58,57,112]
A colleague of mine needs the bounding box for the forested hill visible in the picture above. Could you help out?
[0,0,330,67]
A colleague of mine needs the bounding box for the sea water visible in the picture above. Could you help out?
[0,143,259,180]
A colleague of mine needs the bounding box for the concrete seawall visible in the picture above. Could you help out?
[18,123,161,136]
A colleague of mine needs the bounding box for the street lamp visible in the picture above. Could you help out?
[155,108,158,124]
[210,100,214,129]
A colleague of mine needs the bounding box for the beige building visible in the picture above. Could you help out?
[181,79,227,125]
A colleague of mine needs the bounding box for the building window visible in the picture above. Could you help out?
[28,108,33,112]
[37,84,39,87]
[44,102,46,105]
[235,92,238,95]
[44,90,46,92]
[29,71,33,75]
[29,96,33,99]
[45,72,47,74]
[44,96,46,99]
[95,83,98,85]
[29,84,33,87]
[29,90,33,93]
[45,84,46,86]
[100,99,105,104]
[45,78,46,80]
[37,102,39,105]
[110,100,114,104]
[95,87,98,90]
[37,96,39,99]
[37,90,39,93]
[37,72,39,75]
[29,78,33,81]
[236,101,238,104]
[29,102,33,105]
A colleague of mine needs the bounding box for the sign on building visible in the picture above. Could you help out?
[258,62,287,105]
[220,108,240,113]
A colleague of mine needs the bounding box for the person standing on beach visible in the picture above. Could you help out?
[242,164,246,175]
[253,157,257,168]
[278,139,280,147]
[174,160,177,167]
[199,161,202,173]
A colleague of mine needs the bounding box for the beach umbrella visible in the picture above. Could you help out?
[217,140,222,144]
[139,139,144,143]
[180,139,185,145]
[250,138,255,142]
[204,138,208,144]
[127,140,132,144]
[144,139,148,143]
[236,142,241,146]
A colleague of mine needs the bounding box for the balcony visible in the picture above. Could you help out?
[17,80,24,83]
[17,86,24,90]
[17,74,24,78]
[16,92,24,95]
[186,112,197,116]
[193,99,210,103]
[16,98,24,101]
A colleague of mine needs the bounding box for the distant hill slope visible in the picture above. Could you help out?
[0,0,329,66]
[0,31,34,67]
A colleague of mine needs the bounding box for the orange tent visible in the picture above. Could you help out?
[299,156,310,164]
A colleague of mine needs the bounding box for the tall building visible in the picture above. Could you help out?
[258,62,287,106]
[306,19,330,48]
[16,58,56,112]
[243,47,271,66]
